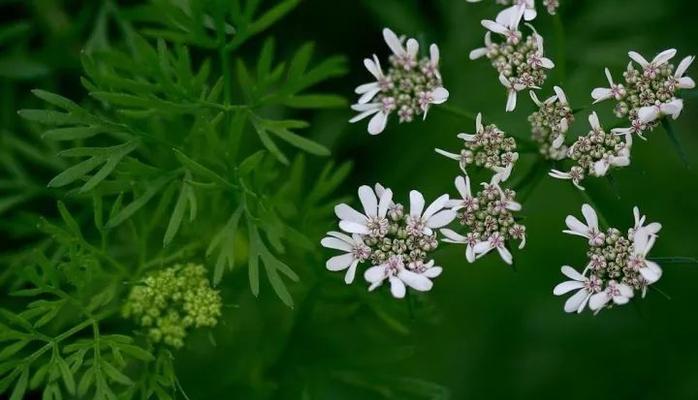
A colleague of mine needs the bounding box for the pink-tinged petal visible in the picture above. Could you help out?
[430,43,440,65]
[496,245,513,265]
[440,228,467,243]
[367,111,388,135]
[349,108,379,123]
[423,266,443,278]
[473,241,493,256]
[638,106,659,124]
[377,188,393,218]
[455,175,472,199]
[363,58,382,80]
[618,283,634,298]
[591,88,612,103]
[539,57,555,69]
[523,7,537,21]
[351,102,380,112]
[409,190,425,217]
[593,160,610,177]
[678,77,695,89]
[423,194,449,220]
[339,221,369,235]
[389,276,406,298]
[676,55,695,77]
[465,245,476,263]
[552,133,565,148]
[661,99,684,119]
[326,231,354,243]
[344,261,359,284]
[581,204,599,231]
[321,237,353,252]
[364,265,385,283]
[430,87,449,104]
[529,90,542,106]
[382,28,405,57]
[554,280,585,296]
[588,291,610,311]
[426,210,456,228]
[357,86,381,104]
[613,295,629,305]
[505,89,517,112]
[358,185,378,217]
[563,289,589,313]
[561,265,585,281]
[335,204,367,223]
[355,82,379,95]
[588,112,602,131]
[457,133,477,141]
[639,266,660,284]
[481,20,507,35]
[469,47,488,60]
[652,48,677,66]
[327,253,354,271]
[565,215,589,235]
[435,148,461,160]
[398,270,433,291]
[628,51,649,67]
[406,38,419,58]
[553,86,568,104]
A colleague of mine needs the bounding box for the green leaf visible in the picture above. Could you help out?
[80,141,138,192]
[105,175,171,228]
[163,176,190,246]
[249,0,300,35]
[32,89,80,111]
[47,157,103,188]
[17,110,82,126]
[101,361,133,386]
[267,124,330,156]
[9,367,28,400]
[42,126,104,141]
[0,340,29,361]
[287,43,314,81]
[56,356,76,395]
[283,94,346,109]
[172,148,233,189]
[76,367,94,397]
[57,201,82,238]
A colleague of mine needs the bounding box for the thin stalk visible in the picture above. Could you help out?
[577,188,610,228]
[435,104,477,122]
[553,14,566,84]
[661,118,690,168]
[649,256,698,265]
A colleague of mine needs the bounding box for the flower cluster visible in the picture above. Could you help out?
[542,0,559,14]
[122,263,222,348]
[469,9,554,111]
[528,86,573,160]
[350,28,449,135]
[321,184,455,298]
[549,112,632,190]
[554,204,663,314]
[435,113,518,179]
[592,49,694,137]
[441,175,525,265]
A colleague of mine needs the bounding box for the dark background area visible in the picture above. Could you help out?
[2,0,698,399]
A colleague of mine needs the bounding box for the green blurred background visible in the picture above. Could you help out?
[2,0,698,399]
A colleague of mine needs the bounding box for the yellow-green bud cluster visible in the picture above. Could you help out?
[617,61,677,129]
[528,95,573,160]
[122,263,222,349]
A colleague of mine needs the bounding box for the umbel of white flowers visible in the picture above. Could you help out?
[528,86,573,160]
[549,112,632,190]
[554,204,663,314]
[350,28,449,135]
[435,112,519,181]
[321,184,456,298]
[440,174,525,265]
[592,49,694,138]
[469,7,554,111]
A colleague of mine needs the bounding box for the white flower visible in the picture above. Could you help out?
[383,28,418,70]
[631,206,662,236]
[530,85,571,148]
[406,191,456,236]
[628,48,676,79]
[611,119,648,140]
[628,228,663,285]
[588,280,634,312]
[481,6,525,45]
[671,55,695,90]
[549,168,586,191]
[364,255,435,298]
[637,98,684,124]
[440,229,479,263]
[355,55,386,105]
[418,86,450,119]
[592,133,632,177]
[446,175,478,212]
[469,31,492,61]
[321,232,371,284]
[591,67,626,103]
[473,231,513,264]
[526,27,555,69]
[349,101,393,135]
[553,266,602,314]
[335,185,393,237]
[496,0,537,26]
[498,74,526,112]
[563,203,606,246]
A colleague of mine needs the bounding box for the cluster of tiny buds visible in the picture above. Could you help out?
[436,113,518,179]
[351,28,449,135]
[592,49,694,137]
[322,185,455,298]
[470,10,554,111]
[555,204,662,314]
[549,112,631,190]
[122,263,222,349]
[542,0,560,14]
[528,86,573,160]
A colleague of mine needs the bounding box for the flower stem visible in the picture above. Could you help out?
[577,187,611,228]
[553,14,567,84]
[661,118,690,168]
[649,256,698,265]
[435,104,477,122]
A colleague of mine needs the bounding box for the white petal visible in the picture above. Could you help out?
[638,106,659,124]
[652,48,676,66]
[554,281,585,296]
[465,245,476,263]
[455,175,471,199]
[678,77,695,89]
[344,261,359,284]
[565,215,589,235]
[481,20,508,35]
[398,270,433,291]
[676,55,695,77]
[539,57,555,69]
[591,88,612,103]
[364,265,385,283]
[581,204,599,231]
[505,89,517,112]
[430,87,449,104]
[339,221,370,235]
[326,231,354,243]
[439,228,467,243]
[435,148,461,160]
[363,58,382,80]
[321,237,353,252]
[469,47,488,60]
[553,86,567,105]
[473,241,493,255]
[423,194,449,220]
[389,276,406,298]
[561,265,585,281]
[564,289,589,313]
[628,51,649,67]
[358,87,381,104]
[589,292,610,311]
[588,112,601,131]
[327,253,354,271]
[406,38,419,58]
[349,108,379,123]
[426,210,456,228]
[496,245,513,265]
[367,111,388,135]
[409,190,425,217]
[382,28,405,57]
[430,44,440,65]
[334,204,367,224]
[377,188,393,218]
[358,185,378,217]
[422,266,442,278]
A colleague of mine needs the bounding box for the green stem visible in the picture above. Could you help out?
[649,256,698,265]
[435,104,477,122]
[577,188,610,228]
[553,14,566,84]
[661,118,690,168]
[220,47,232,105]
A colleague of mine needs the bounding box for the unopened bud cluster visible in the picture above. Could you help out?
[486,32,549,92]
[615,61,674,129]
[542,0,560,14]
[122,263,222,349]
[457,183,526,247]
[529,90,573,160]
[380,54,444,124]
